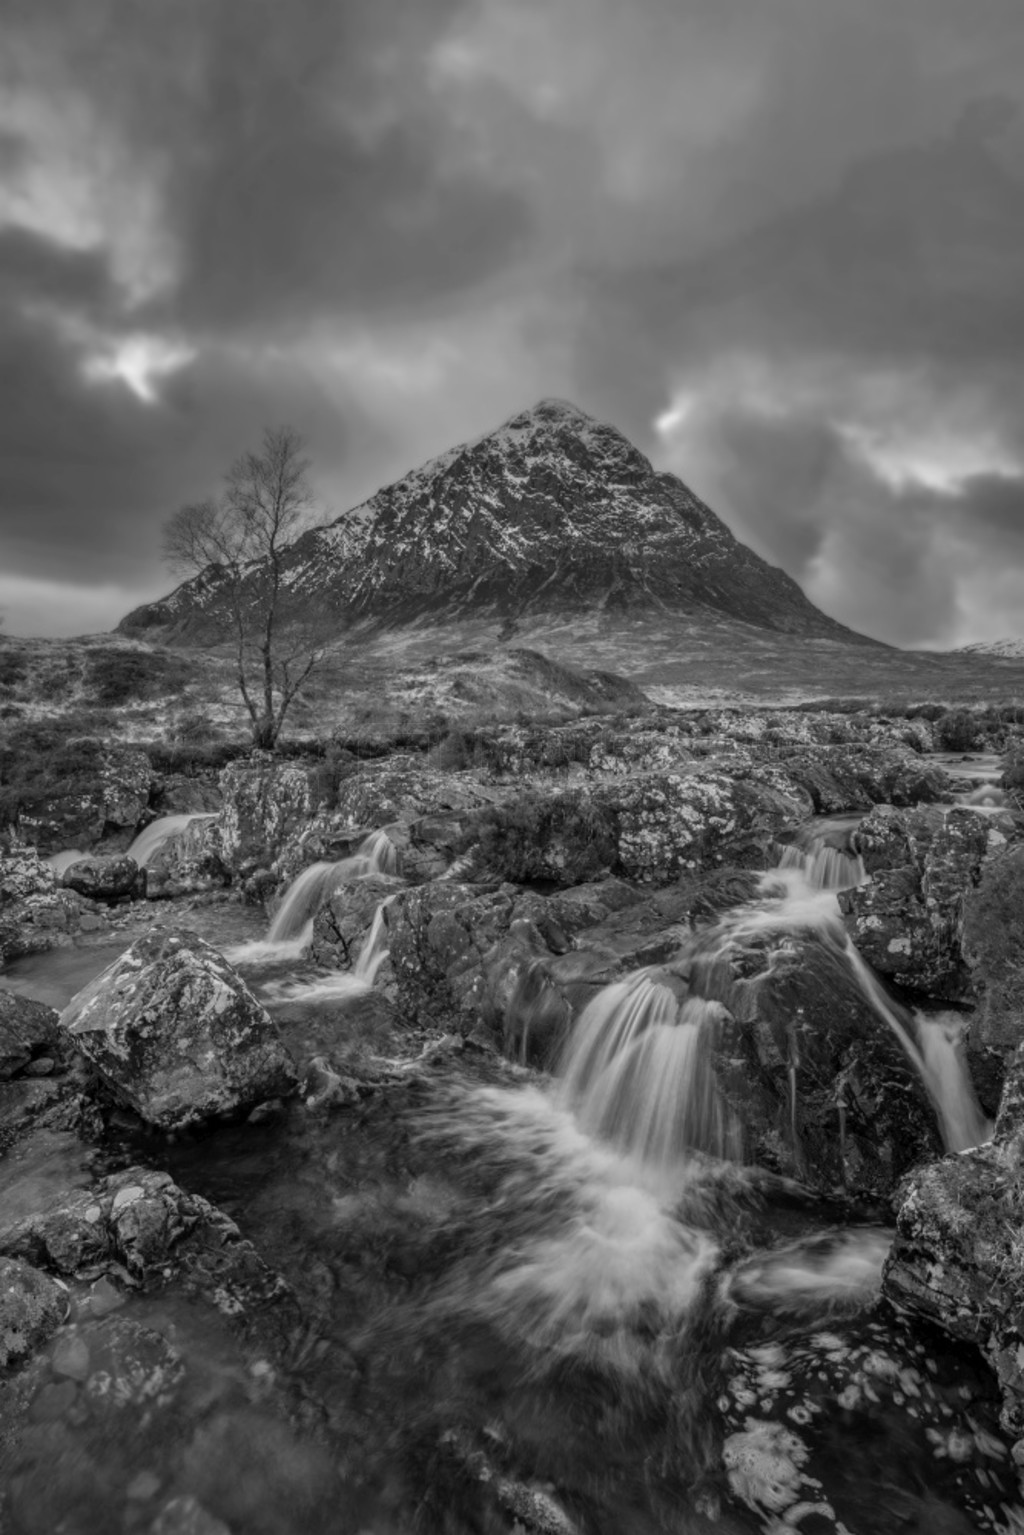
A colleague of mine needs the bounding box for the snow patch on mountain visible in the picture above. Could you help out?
[956,637,1024,659]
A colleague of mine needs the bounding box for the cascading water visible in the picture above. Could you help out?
[263,894,397,1005]
[551,850,989,1190]
[558,976,742,1170]
[125,812,217,867]
[354,899,392,985]
[266,830,398,944]
[776,814,866,892]
[46,849,87,874]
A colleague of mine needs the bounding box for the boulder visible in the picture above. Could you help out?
[16,746,153,854]
[386,883,568,1034]
[695,925,941,1192]
[0,990,63,1078]
[840,805,1015,1000]
[144,817,229,899]
[0,884,82,963]
[0,1255,67,1369]
[62,853,142,903]
[883,1133,1024,1437]
[595,768,809,883]
[150,773,222,817]
[309,874,405,969]
[215,757,323,881]
[963,845,1024,1055]
[59,930,296,1129]
[477,789,618,887]
[0,846,58,905]
[329,763,495,832]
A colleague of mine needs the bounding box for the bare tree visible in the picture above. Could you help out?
[164,426,330,749]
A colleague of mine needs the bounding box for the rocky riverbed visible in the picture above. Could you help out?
[2,704,1024,1534]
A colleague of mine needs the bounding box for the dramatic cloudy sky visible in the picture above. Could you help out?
[3,0,1023,644]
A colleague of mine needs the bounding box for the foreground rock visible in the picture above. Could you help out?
[60,929,296,1129]
[0,845,82,964]
[0,990,63,1079]
[0,1168,328,1535]
[0,1255,67,1369]
[883,1108,1024,1439]
[16,744,153,854]
[963,844,1024,1057]
[698,926,941,1192]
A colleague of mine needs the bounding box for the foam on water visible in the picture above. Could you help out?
[726,1228,892,1314]
[263,970,372,1005]
[425,1083,721,1378]
[222,920,315,968]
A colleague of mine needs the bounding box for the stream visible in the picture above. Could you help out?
[2,818,1022,1535]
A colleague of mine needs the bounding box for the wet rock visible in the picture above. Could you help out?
[0,1166,297,1316]
[0,990,63,1079]
[59,929,296,1129]
[883,1136,1024,1436]
[840,805,1013,1000]
[0,1256,67,1368]
[699,926,941,1192]
[387,882,567,1034]
[144,816,229,899]
[62,853,142,903]
[309,873,404,968]
[963,845,1024,1057]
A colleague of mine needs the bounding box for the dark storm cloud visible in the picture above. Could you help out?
[0,225,116,315]
[5,0,531,334]
[4,0,1024,640]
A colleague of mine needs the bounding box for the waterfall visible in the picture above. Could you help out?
[266,830,398,943]
[553,852,989,1178]
[261,895,395,1005]
[126,812,217,868]
[719,866,987,1155]
[776,815,865,892]
[558,975,742,1172]
[916,1010,992,1152]
[353,900,392,984]
[46,849,87,874]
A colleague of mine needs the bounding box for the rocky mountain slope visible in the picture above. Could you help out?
[119,399,879,646]
[957,638,1024,659]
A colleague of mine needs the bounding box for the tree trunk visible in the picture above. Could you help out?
[252,715,278,750]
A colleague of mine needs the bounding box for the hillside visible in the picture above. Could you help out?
[119,399,880,647]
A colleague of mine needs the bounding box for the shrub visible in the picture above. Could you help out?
[85,648,195,706]
[0,650,28,690]
[934,709,982,752]
[477,789,618,887]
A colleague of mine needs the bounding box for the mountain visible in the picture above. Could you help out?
[955,638,1024,659]
[119,398,879,646]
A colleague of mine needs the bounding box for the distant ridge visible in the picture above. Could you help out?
[119,398,882,647]
[955,638,1024,659]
